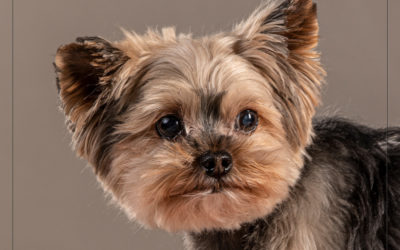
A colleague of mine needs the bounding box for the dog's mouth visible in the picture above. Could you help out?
[197,178,247,195]
[165,179,234,199]
[211,181,225,193]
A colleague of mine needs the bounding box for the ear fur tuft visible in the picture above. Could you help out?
[55,36,128,128]
[55,37,129,175]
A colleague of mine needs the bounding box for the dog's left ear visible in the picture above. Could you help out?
[233,0,319,68]
[232,0,324,149]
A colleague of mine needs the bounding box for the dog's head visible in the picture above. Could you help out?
[55,0,323,232]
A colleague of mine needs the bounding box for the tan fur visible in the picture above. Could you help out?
[102,32,309,231]
[262,165,348,250]
[55,0,324,235]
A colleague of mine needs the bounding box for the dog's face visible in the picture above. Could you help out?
[55,0,323,232]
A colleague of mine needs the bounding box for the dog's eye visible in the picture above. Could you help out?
[236,110,258,133]
[156,115,183,140]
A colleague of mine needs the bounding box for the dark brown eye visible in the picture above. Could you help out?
[156,115,183,140]
[236,110,258,132]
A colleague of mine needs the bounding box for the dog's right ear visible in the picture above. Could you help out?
[55,37,129,131]
[55,37,132,176]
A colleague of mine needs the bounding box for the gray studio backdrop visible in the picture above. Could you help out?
[1,0,398,249]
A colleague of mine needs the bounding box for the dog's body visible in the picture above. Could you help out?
[186,118,400,250]
[54,0,399,249]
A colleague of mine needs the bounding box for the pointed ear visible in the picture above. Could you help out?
[232,0,324,150]
[233,0,319,63]
[55,37,130,176]
[54,36,129,130]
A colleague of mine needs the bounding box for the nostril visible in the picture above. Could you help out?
[199,153,216,172]
[219,152,233,173]
[204,158,215,171]
[221,157,232,169]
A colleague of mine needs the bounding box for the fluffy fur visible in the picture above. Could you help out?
[54,0,399,249]
[185,118,400,249]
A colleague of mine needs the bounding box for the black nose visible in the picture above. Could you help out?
[198,151,233,178]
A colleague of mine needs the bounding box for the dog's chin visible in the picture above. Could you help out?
[124,180,292,233]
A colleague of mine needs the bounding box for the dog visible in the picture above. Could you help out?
[54,0,400,249]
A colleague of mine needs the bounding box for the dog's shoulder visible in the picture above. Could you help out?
[308,117,400,249]
[311,117,400,156]
[309,116,400,179]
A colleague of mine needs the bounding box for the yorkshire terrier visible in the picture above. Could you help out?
[54,0,400,249]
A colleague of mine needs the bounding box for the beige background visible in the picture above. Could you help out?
[1,0,398,249]
[1,0,12,249]
[389,1,400,125]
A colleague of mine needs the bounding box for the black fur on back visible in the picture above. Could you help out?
[186,118,400,250]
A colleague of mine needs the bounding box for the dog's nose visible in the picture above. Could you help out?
[198,151,233,178]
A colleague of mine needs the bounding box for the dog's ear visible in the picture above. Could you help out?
[233,0,319,67]
[232,0,324,150]
[55,37,129,174]
[55,37,129,131]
